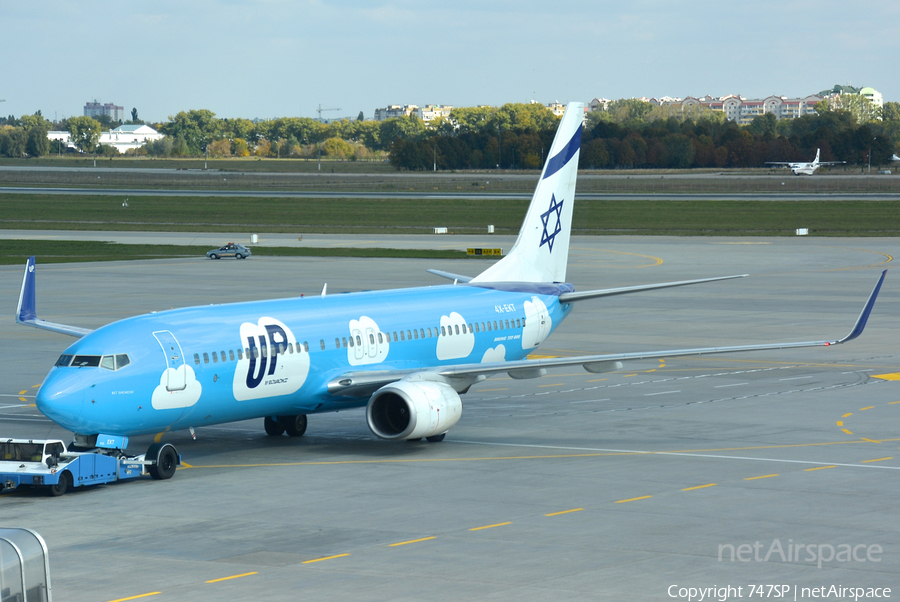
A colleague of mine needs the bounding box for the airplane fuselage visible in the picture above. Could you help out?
[37,282,573,436]
[791,164,819,175]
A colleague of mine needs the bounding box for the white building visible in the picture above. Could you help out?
[47,125,164,154]
[417,105,453,123]
[374,105,419,121]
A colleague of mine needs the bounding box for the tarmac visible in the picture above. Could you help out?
[1,235,898,601]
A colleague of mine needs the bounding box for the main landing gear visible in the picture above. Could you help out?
[264,415,307,437]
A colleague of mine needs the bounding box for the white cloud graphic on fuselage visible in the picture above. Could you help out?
[233,317,309,402]
[522,297,552,349]
[151,365,202,410]
[436,312,475,360]
[347,316,390,366]
[481,344,506,363]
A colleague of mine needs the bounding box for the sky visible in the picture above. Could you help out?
[4,1,899,123]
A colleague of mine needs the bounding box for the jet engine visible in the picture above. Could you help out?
[366,379,462,440]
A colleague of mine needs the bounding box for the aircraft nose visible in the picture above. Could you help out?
[36,369,86,432]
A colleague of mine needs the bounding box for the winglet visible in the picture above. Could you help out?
[16,256,37,324]
[15,257,92,338]
[833,270,886,345]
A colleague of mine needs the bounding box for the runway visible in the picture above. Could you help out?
[1,237,898,601]
[2,185,900,201]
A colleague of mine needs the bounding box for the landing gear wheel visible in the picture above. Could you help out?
[48,471,72,496]
[264,416,285,436]
[426,434,446,443]
[280,414,307,437]
[147,443,178,480]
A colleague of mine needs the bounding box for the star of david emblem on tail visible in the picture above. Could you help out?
[539,194,564,252]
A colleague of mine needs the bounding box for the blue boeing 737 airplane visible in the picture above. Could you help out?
[15,103,886,472]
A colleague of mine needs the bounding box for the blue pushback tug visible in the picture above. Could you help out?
[0,437,179,496]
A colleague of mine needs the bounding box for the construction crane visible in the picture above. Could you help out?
[316,104,341,122]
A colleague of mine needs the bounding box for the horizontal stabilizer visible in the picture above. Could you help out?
[427,269,473,283]
[558,274,747,303]
[16,257,93,338]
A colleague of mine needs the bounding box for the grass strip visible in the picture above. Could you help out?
[2,194,900,236]
[0,240,475,266]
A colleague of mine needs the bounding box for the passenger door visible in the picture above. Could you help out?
[153,331,187,391]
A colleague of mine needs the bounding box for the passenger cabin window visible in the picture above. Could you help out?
[212,352,218,363]
[335,338,341,349]
[304,341,309,352]
[320,339,326,350]
[237,349,243,360]
[441,326,446,336]
[194,353,201,365]
[203,353,210,364]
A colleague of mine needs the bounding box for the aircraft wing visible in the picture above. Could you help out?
[16,257,93,338]
[328,270,885,398]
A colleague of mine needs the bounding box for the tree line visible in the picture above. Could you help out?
[391,99,900,170]
[2,99,899,168]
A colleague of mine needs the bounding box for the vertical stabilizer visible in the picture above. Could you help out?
[814,148,820,164]
[471,102,583,284]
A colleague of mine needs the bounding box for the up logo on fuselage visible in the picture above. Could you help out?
[233,317,309,401]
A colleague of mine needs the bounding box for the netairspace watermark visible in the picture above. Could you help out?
[667,585,891,601]
[718,539,883,569]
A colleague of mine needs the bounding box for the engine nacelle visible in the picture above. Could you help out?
[366,380,462,440]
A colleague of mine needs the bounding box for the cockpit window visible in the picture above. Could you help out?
[72,355,101,367]
[67,354,131,370]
